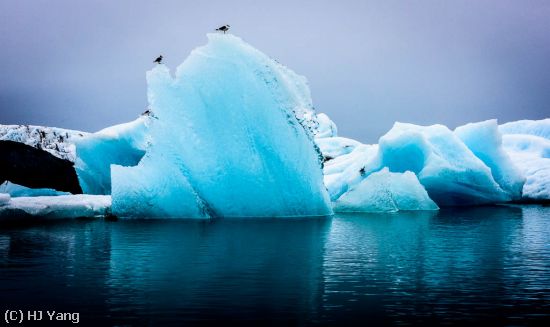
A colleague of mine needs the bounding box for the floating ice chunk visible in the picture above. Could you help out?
[0,181,70,197]
[379,122,512,205]
[455,120,524,199]
[75,116,148,194]
[0,195,111,219]
[111,34,332,218]
[333,168,438,212]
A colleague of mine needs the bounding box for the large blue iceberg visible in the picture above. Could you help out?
[110,34,332,218]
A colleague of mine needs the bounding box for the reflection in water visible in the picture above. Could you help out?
[322,207,550,325]
[105,219,331,325]
[0,206,549,325]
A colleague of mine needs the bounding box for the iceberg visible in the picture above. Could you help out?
[0,32,547,217]
[0,181,70,197]
[500,119,550,200]
[317,116,527,208]
[454,120,524,198]
[111,34,332,218]
[333,168,438,212]
[0,194,111,220]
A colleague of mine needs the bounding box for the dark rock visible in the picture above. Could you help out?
[0,140,82,194]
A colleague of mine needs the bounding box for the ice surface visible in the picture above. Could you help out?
[111,34,332,218]
[316,137,362,162]
[322,143,380,201]
[500,119,550,139]
[0,193,9,206]
[317,115,529,207]
[0,181,70,197]
[0,195,111,219]
[315,113,338,138]
[75,116,148,194]
[500,119,550,200]
[376,122,519,205]
[455,120,524,199]
[0,124,87,161]
[333,168,438,212]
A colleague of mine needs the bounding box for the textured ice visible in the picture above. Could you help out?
[75,116,148,194]
[376,122,521,204]
[0,181,70,197]
[317,116,528,208]
[500,119,550,139]
[455,120,524,199]
[500,119,550,200]
[0,193,9,206]
[315,113,338,138]
[0,195,111,219]
[0,124,87,161]
[333,168,438,212]
[111,34,332,218]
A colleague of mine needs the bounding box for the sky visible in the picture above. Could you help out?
[1,0,549,143]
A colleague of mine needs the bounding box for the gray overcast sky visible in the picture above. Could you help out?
[1,0,549,142]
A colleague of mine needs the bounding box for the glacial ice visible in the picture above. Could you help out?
[500,119,550,200]
[0,193,9,206]
[111,34,332,218]
[333,168,438,212]
[0,194,111,220]
[454,120,524,198]
[75,116,148,194]
[0,124,87,161]
[0,181,70,197]
[318,117,528,208]
[500,119,550,139]
[0,31,547,217]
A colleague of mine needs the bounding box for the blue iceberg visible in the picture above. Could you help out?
[318,114,528,209]
[500,119,550,200]
[75,117,148,195]
[1,33,548,218]
[110,34,332,218]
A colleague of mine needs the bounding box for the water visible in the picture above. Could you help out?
[1,205,549,325]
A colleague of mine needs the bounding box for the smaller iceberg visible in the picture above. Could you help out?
[0,181,70,197]
[333,168,438,212]
[317,114,527,209]
[0,194,111,220]
[500,119,550,200]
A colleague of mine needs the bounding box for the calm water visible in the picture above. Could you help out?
[1,205,549,326]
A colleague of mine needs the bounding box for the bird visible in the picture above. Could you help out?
[216,25,230,34]
[154,55,163,64]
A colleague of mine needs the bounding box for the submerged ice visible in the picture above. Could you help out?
[111,34,332,218]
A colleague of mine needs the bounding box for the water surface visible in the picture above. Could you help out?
[1,205,549,325]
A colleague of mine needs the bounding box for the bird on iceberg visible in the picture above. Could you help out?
[216,24,230,34]
[153,55,163,64]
